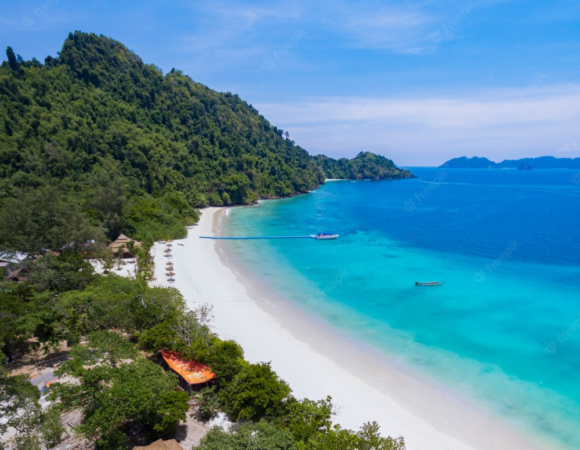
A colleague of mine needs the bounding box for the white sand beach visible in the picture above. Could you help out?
[152,207,548,450]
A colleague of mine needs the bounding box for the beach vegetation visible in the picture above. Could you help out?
[29,251,97,293]
[53,276,184,342]
[0,272,184,357]
[0,263,406,449]
[138,319,180,352]
[0,367,64,449]
[277,396,334,445]
[38,406,66,449]
[0,367,41,436]
[0,185,104,255]
[307,421,406,450]
[220,362,292,421]
[50,337,189,446]
[203,338,246,388]
[196,421,298,450]
[195,386,221,421]
[63,330,138,370]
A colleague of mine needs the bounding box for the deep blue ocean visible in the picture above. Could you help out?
[224,168,580,449]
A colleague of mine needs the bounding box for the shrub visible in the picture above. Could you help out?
[221,362,291,421]
[195,387,220,422]
[196,421,297,450]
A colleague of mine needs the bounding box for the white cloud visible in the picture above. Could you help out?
[255,85,580,165]
[174,0,478,73]
[334,2,435,52]
[173,1,306,74]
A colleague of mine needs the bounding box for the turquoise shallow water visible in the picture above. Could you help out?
[223,168,580,449]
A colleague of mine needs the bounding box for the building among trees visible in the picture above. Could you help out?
[5,267,29,283]
[107,234,141,259]
[134,439,184,450]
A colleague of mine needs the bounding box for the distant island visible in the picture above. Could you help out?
[441,156,580,169]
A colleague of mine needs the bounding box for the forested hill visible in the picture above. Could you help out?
[314,151,413,180]
[0,32,411,249]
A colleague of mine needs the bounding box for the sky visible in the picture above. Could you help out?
[2,0,580,166]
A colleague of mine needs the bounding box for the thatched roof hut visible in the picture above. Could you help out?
[134,439,183,450]
[108,234,141,258]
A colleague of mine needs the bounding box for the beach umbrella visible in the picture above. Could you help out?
[166,243,173,247]
[164,249,171,253]
[166,271,176,281]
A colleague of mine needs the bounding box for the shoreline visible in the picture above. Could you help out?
[152,207,550,450]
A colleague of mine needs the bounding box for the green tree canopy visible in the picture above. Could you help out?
[204,338,246,389]
[51,340,189,446]
[0,367,64,449]
[54,275,184,341]
[61,330,138,373]
[0,33,412,253]
[29,251,97,293]
[277,396,334,445]
[221,362,291,421]
[0,367,40,435]
[196,421,297,450]
[308,421,406,450]
[0,186,104,255]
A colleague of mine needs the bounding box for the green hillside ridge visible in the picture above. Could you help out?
[0,31,411,250]
[441,155,580,169]
[315,151,413,180]
[440,156,496,169]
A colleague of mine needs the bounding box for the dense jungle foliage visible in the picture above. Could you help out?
[0,32,411,249]
[0,254,405,450]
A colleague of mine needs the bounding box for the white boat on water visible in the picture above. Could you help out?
[311,233,339,240]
